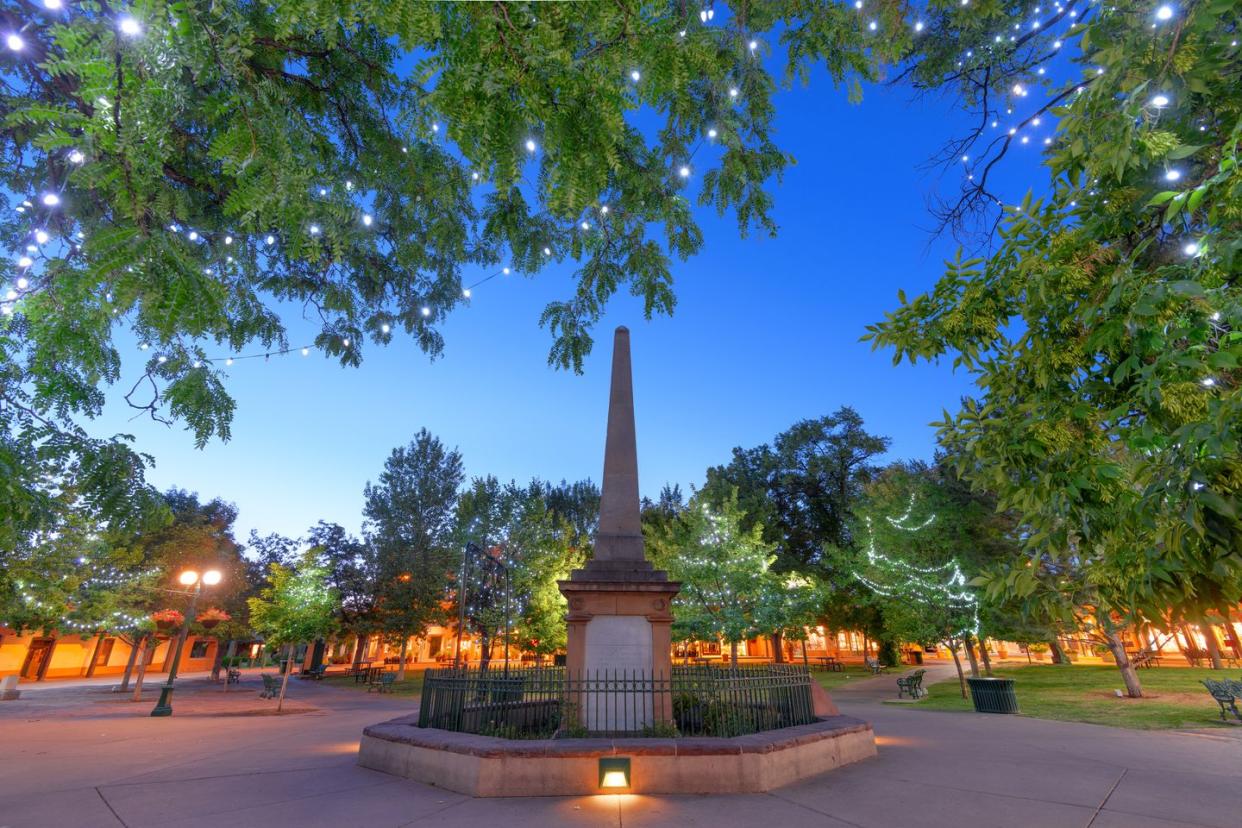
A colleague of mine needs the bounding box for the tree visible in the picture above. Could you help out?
[248,550,339,711]
[647,492,788,666]
[867,2,1242,687]
[703,408,890,572]
[844,462,1026,697]
[455,478,587,665]
[1,1,910,549]
[363,429,463,679]
[304,521,375,663]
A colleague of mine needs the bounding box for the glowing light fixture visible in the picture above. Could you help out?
[598,757,631,790]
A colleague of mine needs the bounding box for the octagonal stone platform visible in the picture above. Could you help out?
[358,714,876,797]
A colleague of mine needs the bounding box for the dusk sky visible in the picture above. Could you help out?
[93,64,1045,546]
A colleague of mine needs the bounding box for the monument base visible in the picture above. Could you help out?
[359,713,876,796]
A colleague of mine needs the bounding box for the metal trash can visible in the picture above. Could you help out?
[967,677,1019,714]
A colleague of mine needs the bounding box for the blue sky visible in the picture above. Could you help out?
[93,67,1045,545]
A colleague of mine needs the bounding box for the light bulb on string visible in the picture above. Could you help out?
[6,33,23,52]
[42,193,60,207]
[1155,5,1173,21]
[1183,242,1199,256]
[118,17,142,36]
[1165,169,1181,181]
[525,138,537,152]
[35,230,49,244]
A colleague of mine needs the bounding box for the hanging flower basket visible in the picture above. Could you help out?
[197,607,231,630]
[151,609,184,631]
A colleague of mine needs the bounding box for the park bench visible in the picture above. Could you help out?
[299,665,327,681]
[864,657,888,675]
[367,672,397,693]
[1200,679,1242,722]
[259,673,280,699]
[897,668,927,699]
[226,667,241,685]
[814,656,844,672]
[1127,650,1160,669]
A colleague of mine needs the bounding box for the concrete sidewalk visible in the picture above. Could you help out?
[1,674,1238,827]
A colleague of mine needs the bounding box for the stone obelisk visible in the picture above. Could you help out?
[559,326,679,729]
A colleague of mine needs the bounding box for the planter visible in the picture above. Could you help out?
[199,619,221,630]
[155,620,177,632]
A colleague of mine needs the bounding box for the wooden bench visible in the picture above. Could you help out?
[864,657,888,675]
[814,656,843,672]
[1202,679,1242,722]
[259,673,280,699]
[368,672,397,693]
[896,668,927,699]
[226,667,241,685]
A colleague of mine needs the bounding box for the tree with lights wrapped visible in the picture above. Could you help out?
[648,492,815,666]
[849,467,991,699]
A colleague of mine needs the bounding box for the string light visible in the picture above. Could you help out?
[1183,242,1199,256]
[1151,94,1170,107]
[1155,5,1174,21]
[118,16,142,36]
[41,193,60,207]
[6,33,23,51]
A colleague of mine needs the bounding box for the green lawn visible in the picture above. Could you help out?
[321,670,425,697]
[811,665,879,690]
[913,664,1240,730]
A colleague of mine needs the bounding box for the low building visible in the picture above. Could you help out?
[0,626,219,681]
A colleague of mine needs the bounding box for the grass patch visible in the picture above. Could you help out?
[915,664,1239,730]
[320,671,425,697]
[811,665,881,690]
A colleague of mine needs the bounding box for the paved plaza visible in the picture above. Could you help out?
[0,668,1238,828]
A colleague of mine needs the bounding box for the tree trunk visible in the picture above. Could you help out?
[131,636,150,702]
[277,645,294,713]
[730,640,739,667]
[978,639,994,676]
[352,634,368,669]
[84,632,105,678]
[1101,629,1143,698]
[963,635,981,678]
[770,631,785,663]
[478,629,491,671]
[210,639,226,682]
[1199,618,1224,670]
[801,639,810,668]
[118,636,140,692]
[948,642,967,699]
[396,638,409,681]
[1048,639,1071,664]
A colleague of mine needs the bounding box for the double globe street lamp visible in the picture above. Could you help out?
[150,568,222,717]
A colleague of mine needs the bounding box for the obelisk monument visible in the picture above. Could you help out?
[559,326,679,729]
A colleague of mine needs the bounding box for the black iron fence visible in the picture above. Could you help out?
[416,664,816,738]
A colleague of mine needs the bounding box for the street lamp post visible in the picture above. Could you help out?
[151,569,221,717]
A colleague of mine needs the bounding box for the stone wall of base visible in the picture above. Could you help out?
[358,714,876,797]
